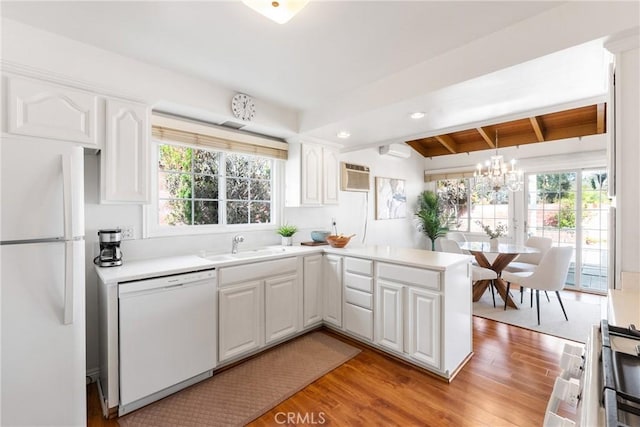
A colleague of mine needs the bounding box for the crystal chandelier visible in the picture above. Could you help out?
[474,131,524,192]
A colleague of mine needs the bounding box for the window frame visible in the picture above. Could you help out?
[144,139,283,238]
[436,177,514,239]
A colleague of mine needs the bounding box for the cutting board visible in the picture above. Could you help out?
[300,241,328,246]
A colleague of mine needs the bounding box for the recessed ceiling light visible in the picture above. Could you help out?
[337,131,351,139]
[410,112,425,119]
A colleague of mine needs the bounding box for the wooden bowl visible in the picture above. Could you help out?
[326,234,355,248]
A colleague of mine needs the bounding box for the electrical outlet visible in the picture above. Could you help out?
[120,226,134,240]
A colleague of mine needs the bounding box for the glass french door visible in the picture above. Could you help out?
[525,169,610,293]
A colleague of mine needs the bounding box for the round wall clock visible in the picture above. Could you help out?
[231,93,256,122]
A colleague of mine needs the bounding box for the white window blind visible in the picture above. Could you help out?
[151,113,288,160]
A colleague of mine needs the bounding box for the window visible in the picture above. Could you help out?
[436,178,510,234]
[157,142,274,228]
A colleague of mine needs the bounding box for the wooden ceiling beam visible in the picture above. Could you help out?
[405,141,432,158]
[529,116,545,142]
[596,103,606,134]
[476,127,495,148]
[434,134,458,154]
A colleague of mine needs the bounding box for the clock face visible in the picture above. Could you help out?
[231,94,256,122]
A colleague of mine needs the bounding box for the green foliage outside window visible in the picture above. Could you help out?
[158,144,272,226]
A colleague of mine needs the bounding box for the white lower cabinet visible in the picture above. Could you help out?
[323,254,342,327]
[343,303,373,341]
[343,257,374,341]
[218,257,301,363]
[375,263,443,371]
[265,274,299,344]
[218,280,262,361]
[406,286,440,367]
[303,254,323,328]
[376,280,404,352]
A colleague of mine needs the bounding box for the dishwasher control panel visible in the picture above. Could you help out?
[118,269,216,296]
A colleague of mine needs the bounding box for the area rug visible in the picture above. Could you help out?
[118,332,360,427]
[473,290,603,343]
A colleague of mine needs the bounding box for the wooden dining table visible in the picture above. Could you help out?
[459,242,540,309]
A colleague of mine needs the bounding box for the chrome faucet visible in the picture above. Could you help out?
[231,234,245,254]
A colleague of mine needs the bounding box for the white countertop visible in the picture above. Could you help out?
[608,273,640,327]
[95,255,218,284]
[323,245,471,271]
[95,244,470,284]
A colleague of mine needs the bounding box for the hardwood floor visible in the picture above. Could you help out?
[87,311,598,426]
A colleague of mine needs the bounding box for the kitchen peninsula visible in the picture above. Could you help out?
[96,244,472,416]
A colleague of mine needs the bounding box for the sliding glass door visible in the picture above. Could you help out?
[525,169,609,293]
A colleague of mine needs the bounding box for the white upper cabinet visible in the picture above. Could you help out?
[285,141,339,207]
[6,75,98,146]
[101,99,150,204]
[322,147,340,205]
[301,143,322,205]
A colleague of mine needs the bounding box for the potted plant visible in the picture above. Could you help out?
[415,190,449,251]
[476,221,507,250]
[276,224,298,246]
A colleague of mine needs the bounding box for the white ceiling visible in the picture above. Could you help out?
[1,1,632,149]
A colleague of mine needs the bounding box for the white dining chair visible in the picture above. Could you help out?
[503,236,553,304]
[504,236,553,273]
[501,246,573,325]
[440,238,499,307]
[447,232,467,243]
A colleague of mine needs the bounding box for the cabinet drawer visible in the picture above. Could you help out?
[344,271,373,293]
[345,287,372,309]
[376,262,441,291]
[219,257,298,286]
[344,303,373,341]
[344,257,373,276]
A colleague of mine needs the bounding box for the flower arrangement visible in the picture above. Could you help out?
[476,221,507,239]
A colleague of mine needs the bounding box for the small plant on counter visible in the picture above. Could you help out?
[476,221,508,239]
[276,224,298,237]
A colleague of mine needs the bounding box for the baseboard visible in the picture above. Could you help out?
[86,367,100,384]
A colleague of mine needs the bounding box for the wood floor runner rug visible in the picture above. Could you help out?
[118,332,360,427]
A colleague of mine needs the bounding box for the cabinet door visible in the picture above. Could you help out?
[303,255,323,328]
[301,143,322,205]
[7,76,98,146]
[406,287,440,368]
[376,280,404,352]
[323,254,343,327]
[101,99,150,203]
[322,147,340,205]
[265,274,300,344]
[218,281,262,362]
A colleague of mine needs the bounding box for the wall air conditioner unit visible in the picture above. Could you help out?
[341,162,370,192]
[379,143,411,159]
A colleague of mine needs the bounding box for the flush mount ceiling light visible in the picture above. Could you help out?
[409,112,425,119]
[242,0,310,24]
[336,131,351,139]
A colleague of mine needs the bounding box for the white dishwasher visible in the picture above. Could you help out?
[118,269,216,414]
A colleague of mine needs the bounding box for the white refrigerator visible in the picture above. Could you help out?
[1,137,86,426]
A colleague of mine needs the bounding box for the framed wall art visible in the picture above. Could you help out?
[375,177,407,220]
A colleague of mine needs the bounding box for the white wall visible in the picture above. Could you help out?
[1,18,298,139]
[284,148,428,250]
[606,34,640,279]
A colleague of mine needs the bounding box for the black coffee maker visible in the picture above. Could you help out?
[95,229,123,267]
